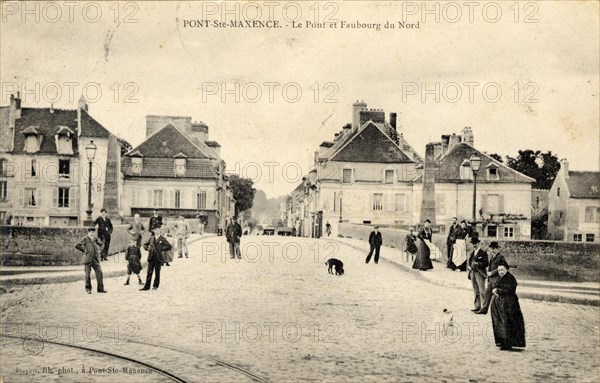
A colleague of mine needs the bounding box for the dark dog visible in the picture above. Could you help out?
[325,258,344,275]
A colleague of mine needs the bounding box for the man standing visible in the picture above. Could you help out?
[468,237,488,313]
[128,213,145,248]
[325,221,332,237]
[478,241,506,314]
[365,226,383,264]
[94,208,113,261]
[140,226,171,291]
[75,228,107,294]
[226,217,243,259]
[176,215,190,258]
[149,209,163,231]
[446,217,459,269]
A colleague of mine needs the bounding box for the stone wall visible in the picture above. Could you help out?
[339,223,600,282]
[1,224,141,266]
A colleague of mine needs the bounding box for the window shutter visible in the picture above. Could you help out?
[37,189,44,207]
[70,188,77,210]
[498,194,505,214]
[19,188,24,207]
[481,194,487,214]
[147,190,152,207]
[369,193,374,211]
[192,191,197,210]
[384,194,394,212]
[169,190,174,208]
[53,188,58,208]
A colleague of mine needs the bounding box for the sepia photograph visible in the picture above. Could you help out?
[0,1,599,382]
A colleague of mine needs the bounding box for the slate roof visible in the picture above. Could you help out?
[566,171,600,199]
[121,157,218,179]
[126,124,215,159]
[417,142,535,184]
[8,107,112,155]
[0,106,10,152]
[322,121,414,163]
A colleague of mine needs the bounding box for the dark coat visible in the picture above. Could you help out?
[94,216,113,237]
[406,234,418,254]
[75,235,103,264]
[487,251,507,284]
[491,271,526,348]
[369,231,382,247]
[468,248,489,279]
[143,234,172,263]
[447,223,459,244]
[149,215,163,231]
[128,221,145,238]
[417,227,432,241]
[125,244,142,274]
[226,223,243,243]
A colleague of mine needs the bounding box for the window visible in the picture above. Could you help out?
[503,226,514,238]
[56,135,73,154]
[25,188,37,207]
[395,194,406,213]
[373,193,383,211]
[487,166,499,180]
[0,181,7,200]
[131,157,143,175]
[25,136,40,153]
[557,187,560,197]
[59,159,70,180]
[197,191,207,209]
[333,192,337,211]
[460,160,472,180]
[30,159,37,177]
[58,187,69,207]
[153,190,163,207]
[535,196,540,209]
[174,158,186,177]
[130,189,142,207]
[486,194,500,214]
[175,190,181,208]
[342,168,353,183]
[435,193,446,215]
[573,234,582,242]
[586,234,595,242]
[0,159,7,176]
[487,225,497,238]
[584,207,597,223]
[384,169,394,184]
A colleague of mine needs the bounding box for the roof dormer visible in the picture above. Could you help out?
[55,126,75,155]
[23,126,43,153]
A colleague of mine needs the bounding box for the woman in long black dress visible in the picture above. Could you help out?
[412,220,434,271]
[491,261,526,351]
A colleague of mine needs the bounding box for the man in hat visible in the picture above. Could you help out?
[94,208,113,261]
[478,241,506,314]
[226,217,243,259]
[446,217,459,269]
[468,237,488,313]
[149,209,163,231]
[140,225,171,291]
[365,226,383,264]
[75,228,107,294]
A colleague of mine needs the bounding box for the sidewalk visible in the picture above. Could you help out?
[0,234,215,287]
[333,237,600,307]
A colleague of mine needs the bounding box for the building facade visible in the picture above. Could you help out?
[547,159,599,242]
[121,115,233,233]
[0,93,123,226]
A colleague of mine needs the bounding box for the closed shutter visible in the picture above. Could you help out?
[481,194,487,214]
[53,188,58,208]
[69,188,77,210]
[369,193,374,211]
[192,191,197,210]
[169,190,175,208]
[37,188,43,207]
[498,194,505,214]
[19,188,24,207]
[147,190,152,207]
[384,194,394,212]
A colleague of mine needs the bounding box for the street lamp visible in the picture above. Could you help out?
[469,153,482,233]
[85,140,97,225]
[339,190,344,223]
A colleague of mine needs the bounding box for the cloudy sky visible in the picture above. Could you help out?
[2,1,598,197]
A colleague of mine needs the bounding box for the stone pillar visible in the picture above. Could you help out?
[420,143,437,224]
[102,135,120,217]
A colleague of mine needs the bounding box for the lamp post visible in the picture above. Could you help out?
[469,153,482,233]
[85,140,97,225]
[339,191,344,223]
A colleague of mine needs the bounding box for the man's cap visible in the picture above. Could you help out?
[87,227,96,232]
[100,208,107,213]
[471,237,480,244]
[489,241,500,249]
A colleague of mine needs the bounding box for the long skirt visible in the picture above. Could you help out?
[491,295,526,348]
[412,239,433,270]
[452,239,467,271]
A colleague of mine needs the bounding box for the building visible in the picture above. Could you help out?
[0,93,124,226]
[292,101,422,237]
[547,159,600,242]
[121,115,233,233]
[531,188,549,239]
[415,129,535,239]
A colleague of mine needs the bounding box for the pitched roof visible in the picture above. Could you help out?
[566,171,600,199]
[421,142,535,184]
[325,121,414,163]
[121,157,218,179]
[126,124,214,159]
[80,109,111,138]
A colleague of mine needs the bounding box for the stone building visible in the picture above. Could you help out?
[547,159,599,242]
[0,93,123,226]
[120,115,234,233]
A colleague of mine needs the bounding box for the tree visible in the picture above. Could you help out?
[228,175,256,216]
[506,150,561,190]
[488,153,504,163]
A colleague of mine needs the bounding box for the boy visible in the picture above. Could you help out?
[124,238,143,285]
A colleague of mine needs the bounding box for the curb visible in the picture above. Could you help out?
[330,238,600,307]
[0,234,216,287]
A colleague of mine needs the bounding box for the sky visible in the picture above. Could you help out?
[2,1,598,198]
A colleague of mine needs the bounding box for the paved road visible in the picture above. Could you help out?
[1,235,598,382]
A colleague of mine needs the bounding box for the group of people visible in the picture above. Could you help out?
[75,209,191,293]
[401,220,527,351]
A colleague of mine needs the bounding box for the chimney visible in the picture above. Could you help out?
[9,92,22,126]
[432,142,443,160]
[334,133,340,141]
[77,95,88,137]
[50,103,54,113]
[352,100,367,131]
[420,143,437,224]
[462,127,474,146]
[390,112,397,130]
[448,133,461,151]
[359,108,385,127]
[342,123,352,135]
[560,158,569,178]
[441,135,450,156]
[191,121,209,142]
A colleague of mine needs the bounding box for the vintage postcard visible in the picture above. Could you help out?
[1,1,599,382]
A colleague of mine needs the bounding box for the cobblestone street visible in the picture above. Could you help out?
[1,236,599,382]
